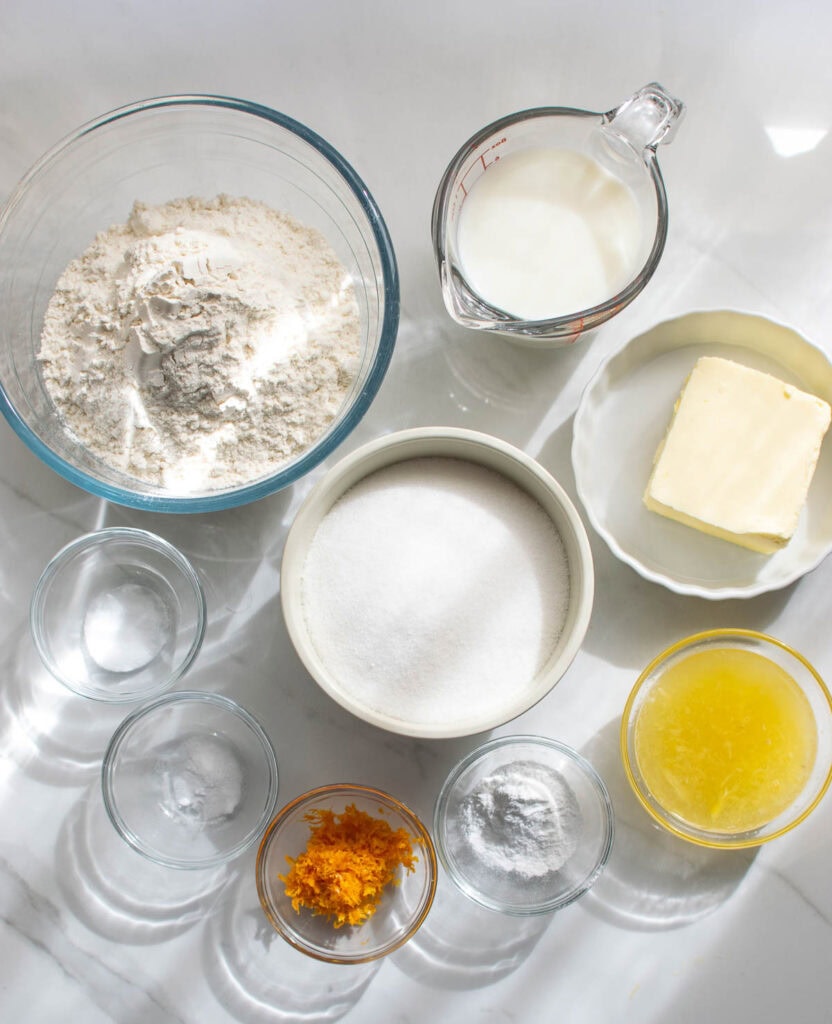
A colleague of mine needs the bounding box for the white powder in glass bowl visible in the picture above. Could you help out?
[300,457,570,731]
[38,194,360,491]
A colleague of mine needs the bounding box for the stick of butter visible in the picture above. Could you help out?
[644,356,831,553]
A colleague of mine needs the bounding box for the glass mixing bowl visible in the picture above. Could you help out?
[434,735,614,915]
[0,95,399,512]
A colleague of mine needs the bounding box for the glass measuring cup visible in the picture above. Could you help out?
[431,83,684,347]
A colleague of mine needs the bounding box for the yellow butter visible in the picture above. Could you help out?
[644,356,831,553]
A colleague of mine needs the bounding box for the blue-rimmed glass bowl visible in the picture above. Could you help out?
[0,95,398,512]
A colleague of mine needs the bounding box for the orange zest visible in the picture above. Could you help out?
[280,803,419,928]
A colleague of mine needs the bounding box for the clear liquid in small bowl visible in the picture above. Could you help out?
[82,577,175,674]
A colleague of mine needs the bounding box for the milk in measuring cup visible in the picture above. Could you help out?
[456,147,643,321]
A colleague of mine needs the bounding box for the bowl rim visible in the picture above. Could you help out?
[0,93,399,514]
[620,627,832,849]
[30,526,207,702]
[255,782,438,963]
[101,689,279,869]
[433,733,615,915]
[279,426,595,738]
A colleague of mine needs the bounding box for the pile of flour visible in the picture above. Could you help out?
[38,195,361,490]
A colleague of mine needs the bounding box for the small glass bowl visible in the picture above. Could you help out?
[0,95,398,512]
[31,527,206,702]
[256,784,437,963]
[102,691,279,869]
[434,735,614,915]
[621,629,832,849]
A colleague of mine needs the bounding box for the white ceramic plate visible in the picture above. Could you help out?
[572,310,832,599]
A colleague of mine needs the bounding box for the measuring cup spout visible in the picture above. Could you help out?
[603,83,685,153]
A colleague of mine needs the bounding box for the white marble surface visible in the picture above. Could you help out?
[2,1,832,1021]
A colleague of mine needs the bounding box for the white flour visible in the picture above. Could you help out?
[38,195,361,490]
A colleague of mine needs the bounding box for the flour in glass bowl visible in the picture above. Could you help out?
[38,194,361,491]
[300,457,571,731]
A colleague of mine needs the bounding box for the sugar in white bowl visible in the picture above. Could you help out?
[302,457,569,727]
[280,428,594,739]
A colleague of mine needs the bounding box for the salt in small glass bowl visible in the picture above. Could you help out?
[256,784,437,963]
[434,735,614,915]
[30,527,206,703]
[621,628,832,849]
[101,691,279,869]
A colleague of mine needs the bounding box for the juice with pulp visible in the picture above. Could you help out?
[634,647,817,833]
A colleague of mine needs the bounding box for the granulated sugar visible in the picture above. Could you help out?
[300,457,570,730]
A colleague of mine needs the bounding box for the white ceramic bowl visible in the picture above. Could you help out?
[281,427,594,738]
[572,310,832,598]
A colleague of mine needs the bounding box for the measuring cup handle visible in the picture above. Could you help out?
[602,82,685,152]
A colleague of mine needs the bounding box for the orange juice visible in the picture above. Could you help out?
[634,647,817,833]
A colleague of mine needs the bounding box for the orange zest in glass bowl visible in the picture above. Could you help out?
[279,803,419,927]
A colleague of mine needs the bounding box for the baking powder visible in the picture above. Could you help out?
[38,195,360,490]
[457,761,582,878]
[300,457,570,730]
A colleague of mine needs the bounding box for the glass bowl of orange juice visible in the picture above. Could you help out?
[621,628,832,849]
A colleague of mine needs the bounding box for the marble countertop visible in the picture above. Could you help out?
[2,2,832,1021]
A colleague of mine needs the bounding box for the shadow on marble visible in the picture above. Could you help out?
[390,871,551,990]
[202,862,380,1023]
[0,631,128,786]
[0,416,102,529]
[97,491,291,664]
[442,319,585,421]
[55,784,232,945]
[579,719,757,931]
[363,277,585,454]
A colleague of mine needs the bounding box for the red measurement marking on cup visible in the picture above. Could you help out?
[456,136,508,203]
[568,317,586,344]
